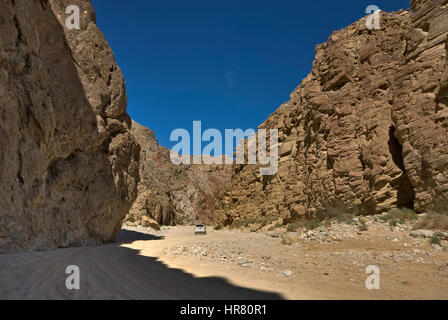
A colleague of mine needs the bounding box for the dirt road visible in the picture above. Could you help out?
[0,225,447,299]
[0,229,279,299]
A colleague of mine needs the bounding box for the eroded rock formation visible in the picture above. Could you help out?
[215,0,448,226]
[128,121,231,226]
[0,0,139,252]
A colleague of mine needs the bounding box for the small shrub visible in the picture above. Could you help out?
[323,220,332,227]
[359,220,368,231]
[286,220,302,232]
[428,197,448,215]
[284,218,322,232]
[414,213,448,231]
[389,220,398,227]
[305,219,322,230]
[316,198,355,222]
[232,215,277,230]
[430,234,442,246]
[334,213,355,225]
[282,199,355,232]
[232,220,246,229]
[414,198,448,231]
[259,215,277,228]
[214,225,222,230]
[381,208,417,225]
[268,221,283,231]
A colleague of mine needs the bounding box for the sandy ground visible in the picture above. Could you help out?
[0,225,447,299]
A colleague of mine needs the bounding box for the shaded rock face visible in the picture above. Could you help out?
[128,121,231,226]
[215,0,448,226]
[0,0,139,253]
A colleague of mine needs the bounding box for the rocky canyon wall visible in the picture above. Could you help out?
[215,0,448,226]
[0,0,139,252]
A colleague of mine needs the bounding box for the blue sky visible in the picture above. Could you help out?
[91,0,410,154]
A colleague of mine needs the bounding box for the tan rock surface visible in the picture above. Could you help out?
[215,0,448,227]
[0,0,139,253]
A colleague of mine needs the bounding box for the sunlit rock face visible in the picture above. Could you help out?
[215,0,448,227]
[0,0,139,253]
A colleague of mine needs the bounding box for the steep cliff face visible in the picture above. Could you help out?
[128,121,231,226]
[0,0,139,253]
[394,0,448,211]
[215,0,448,226]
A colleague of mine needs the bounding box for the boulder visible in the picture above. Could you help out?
[410,230,435,239]
[280,270,294,277]
[141,216,161,231]
[281,232,300,245]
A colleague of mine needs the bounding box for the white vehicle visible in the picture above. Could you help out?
[194,224,207,235]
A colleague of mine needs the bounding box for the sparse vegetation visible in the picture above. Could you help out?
[233,217,259,229]
[316,198,356,223]
[286,218,322,232]
[259,215,277,228]
[306,219,323,230]
[430,233,442,246]
[414,213,448,231]
[282,199,357,232]
[359,220,368,231]
[428,197,448,215]
[232,219,248,229]
[230,200,446,235]
[268,221,283,231]
[380,208,417,226]
[389,220,398,228]
[286,223,297,232]
[232,215,278,230]
[214,225,222,230]
[413,198,448,231]
[333,213,355,225]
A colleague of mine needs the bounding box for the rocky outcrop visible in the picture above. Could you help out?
[0,0,139,253]
[215,0,448,226]
[128,121,231,226]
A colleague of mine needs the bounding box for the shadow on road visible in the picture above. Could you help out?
[0,229,283,300]
[115,229,165,243]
